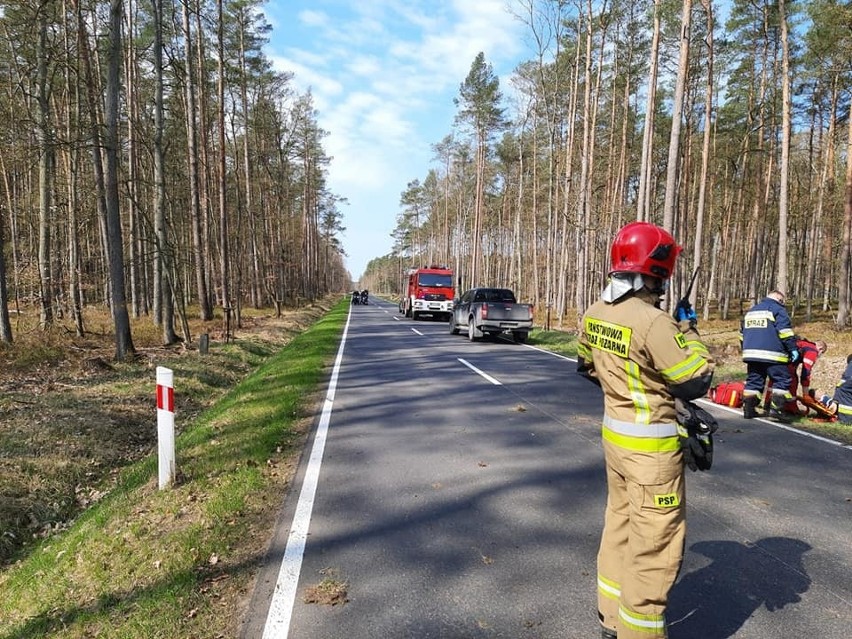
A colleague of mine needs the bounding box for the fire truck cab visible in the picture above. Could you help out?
[400,265,454,321]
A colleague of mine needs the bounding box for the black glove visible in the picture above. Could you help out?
[675,399,718,434]
[681,434,708,472]
[675,399,717,472]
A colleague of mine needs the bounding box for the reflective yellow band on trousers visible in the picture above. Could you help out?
[598,574,620,601]
[620,605,666,633]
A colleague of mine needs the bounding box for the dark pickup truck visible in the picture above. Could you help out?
[449,287,534,342]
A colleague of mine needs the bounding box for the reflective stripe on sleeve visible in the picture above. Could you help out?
[778,328,795,339]
[837,403,852,416]
[661,352,707,383]
[685,339,710,357]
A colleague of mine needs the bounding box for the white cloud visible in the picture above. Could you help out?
[265,0,528,277]
[269,54,343,101]
[298,9,330,28]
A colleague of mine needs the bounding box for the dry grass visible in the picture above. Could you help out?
[303,569,349,606]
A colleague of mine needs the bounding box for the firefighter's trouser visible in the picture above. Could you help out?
[597,446,685,639]
[744,361,792,403]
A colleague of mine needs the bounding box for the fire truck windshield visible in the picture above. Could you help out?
[418,274,453,288]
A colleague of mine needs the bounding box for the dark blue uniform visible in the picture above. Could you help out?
[832,360,852,423]
[741,295,797,411]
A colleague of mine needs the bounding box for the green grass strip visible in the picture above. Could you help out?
[0,300,348,639]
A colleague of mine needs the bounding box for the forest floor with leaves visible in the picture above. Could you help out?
[0,302,331,566]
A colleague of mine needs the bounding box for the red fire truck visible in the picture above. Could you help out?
[400,265,455,320]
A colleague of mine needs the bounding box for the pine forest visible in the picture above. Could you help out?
[0,0,349,359]
[361,0,852,330]
[2,0,852,359]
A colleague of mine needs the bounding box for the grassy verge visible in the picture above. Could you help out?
[0,300,348,639]
[528,327,579,358]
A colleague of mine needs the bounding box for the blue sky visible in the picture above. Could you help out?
[263,1,531,280]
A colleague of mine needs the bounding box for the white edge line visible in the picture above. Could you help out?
[697,399,852,449]
[457,357,502,385]
[525,341,851,451]
[261,305,351,639]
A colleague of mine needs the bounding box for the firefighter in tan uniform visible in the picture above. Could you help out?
[577,222,715,639]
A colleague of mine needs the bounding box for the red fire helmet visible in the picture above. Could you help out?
[609,221,682,279]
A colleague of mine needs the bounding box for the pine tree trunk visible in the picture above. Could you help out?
[637,0,661,222]
[183,0,212,321]
[662,0,692,234]
[152,0,178,345]
[217,0,231,338]
[36,8,54,328]
[105,0,135,360]
[777,0,791,294]
[835,103,852,326]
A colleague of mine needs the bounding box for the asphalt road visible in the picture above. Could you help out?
[241,297,852,639]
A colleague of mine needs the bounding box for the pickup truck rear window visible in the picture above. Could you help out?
[474,289,517,303]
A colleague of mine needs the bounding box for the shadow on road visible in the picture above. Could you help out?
[667,537,811,639]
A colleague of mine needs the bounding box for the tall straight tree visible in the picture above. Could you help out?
[637,0,662,222]
[217,0,231,334]
[61,0,85,337]
[777,0,791,293]
[105,0,135,359]
[454,52,505,287]
[35,1,55,328]
[662,0,693,233]
[837,101,852,326]
[182,0,213,321]
[695,0,715,312]
[0,183,11,342]
[152,0,178,345]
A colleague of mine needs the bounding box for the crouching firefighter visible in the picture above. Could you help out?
[577,221,716,639]
[739,290,799,420]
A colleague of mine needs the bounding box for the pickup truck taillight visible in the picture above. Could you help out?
[481,303,488,319]
[529,305,534,319]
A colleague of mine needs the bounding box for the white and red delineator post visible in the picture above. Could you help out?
[156,366,176,489]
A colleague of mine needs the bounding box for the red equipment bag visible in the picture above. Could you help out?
[710,381,744,408]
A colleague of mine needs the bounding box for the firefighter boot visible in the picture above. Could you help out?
[769,393,793,422]
[743,395,760,419]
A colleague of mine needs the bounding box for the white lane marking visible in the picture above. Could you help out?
[699,400,852,449]
[522,342,576,361]
[261,307,351,638]
[458,358,502,385]
[411,328,424,336]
